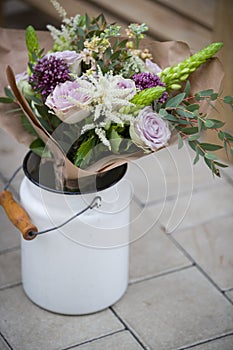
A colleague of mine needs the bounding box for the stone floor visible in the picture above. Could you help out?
[0,126,233,350]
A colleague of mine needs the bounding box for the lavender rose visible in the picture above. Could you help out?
[113,76,136,99]
[130,106,171,151]
[145,59,162,75]
[45,80,93,124]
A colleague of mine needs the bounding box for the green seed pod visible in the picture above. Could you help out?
[158,42,223,91]
[131,86,165,106]
[170,84,182,90]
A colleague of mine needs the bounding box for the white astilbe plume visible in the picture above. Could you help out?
[47,14,80,51]
[49,0,67,19]
[95,128,110,148]
[75,70,137,146]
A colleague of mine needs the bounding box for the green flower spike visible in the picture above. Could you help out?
[25,25,40,64]
[158,42,223,91]
[131,86,165,106]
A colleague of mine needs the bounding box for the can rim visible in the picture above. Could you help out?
[22,151,128,195]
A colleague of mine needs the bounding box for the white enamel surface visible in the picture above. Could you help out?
[20,175,131,315]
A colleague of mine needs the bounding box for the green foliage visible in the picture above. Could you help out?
[25,25,41,65]
[74,134,98,168]
[29,138,51,157]
[21,115,38,136]
[159,88,233,177]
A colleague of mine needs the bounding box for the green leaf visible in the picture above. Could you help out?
[29,95,42,105]
[110,50,122,60]
[204,119,225,129]
[177,133,183,149]
[158,108,169,117]
[214,161,229,168]
[224,132,233,142]
[179,126,198,135]
[188,140,197,152]
[199,143,223,151]
[186,104,199,112]
[204,119,215,128]
[21,115,38,136]
[223,95,233,105]
[198,118,203,133]
[188,133,200,141]
[166,93,186,108]
[0,97,14,103]
[30,138,51,157]
[109,128,122,153]
[176,108,194,119]
[210,93,218,100]
[162,114,179,122]
[4,87,15,100]
[204,158,220,177]
[74,136,96,167]
[218,130,225,141]
[198,89,214,97]
[231,147,233,156]
[204,152,218,160]
[193,151,199,164]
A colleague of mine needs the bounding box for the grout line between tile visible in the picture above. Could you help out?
[175,331,233,350]
[60,329,127,350]
[129,264,194,286]
[0,332,14,350]
[161,210,233,235]
[222,169,233,187]
[0,246,20,256]
[167,234,233,306]
[109,307,149,349]
[0,282,22,292]
[134,176,232,210]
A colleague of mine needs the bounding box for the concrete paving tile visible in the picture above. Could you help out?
[190,335,233,350]
[0,128,27,192]
[114,267,233,350]
[129,201,191,282]
[0,335,11,350]
[72,331,143,349]
[0,249,21,288]
[173,216,233,290]
[147,180,233,234]
[0,286,124,350]
[126,142,222,206]
[0,209,20,252]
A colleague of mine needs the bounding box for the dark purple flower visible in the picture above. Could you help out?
[132,72,168,103]
[28,56,72,99]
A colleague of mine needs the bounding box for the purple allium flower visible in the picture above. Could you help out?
[130,106,171,151]
[28,56,72,99]
[45,51,82,76]
[132,72,168,103]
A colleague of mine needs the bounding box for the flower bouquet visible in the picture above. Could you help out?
[1,0,233,316]
[0,0,233,192]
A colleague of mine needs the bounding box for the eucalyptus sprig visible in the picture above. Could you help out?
[158,86,233,176]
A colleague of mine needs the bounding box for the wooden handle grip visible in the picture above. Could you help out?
[0,190,38,240]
